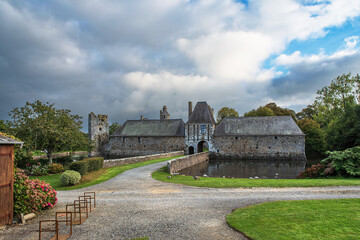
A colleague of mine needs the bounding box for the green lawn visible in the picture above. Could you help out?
[152,167,360,188]
[31,156,182,190]
[226,199,360,240]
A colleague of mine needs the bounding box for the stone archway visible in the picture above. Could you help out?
[189,146,194,155]
[197,141,208,153]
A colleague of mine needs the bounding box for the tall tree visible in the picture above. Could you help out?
[313,73,360,127]
[8,100,91,164]
[216,107,239,124]
[297,118,327,159]
[0,120,9,133]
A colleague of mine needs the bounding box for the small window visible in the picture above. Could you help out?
[201,125,206,134]
[274,136,278,140]
[217,150,219,153]
[99,127,102,131]
[138,137,141,143]
[269,146,271,149]
[235,136,238,140]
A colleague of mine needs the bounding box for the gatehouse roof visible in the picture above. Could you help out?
[111,119,185,137]
[187,101,216,125]
[214,116,304,136]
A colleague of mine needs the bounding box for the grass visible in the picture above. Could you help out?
[152,167,360,188]
[31,155,182,190]
[226,198,360,240]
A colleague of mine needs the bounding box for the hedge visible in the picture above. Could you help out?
[69,157,104,175]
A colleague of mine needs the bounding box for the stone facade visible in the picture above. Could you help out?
[211,116,306,162]
[103,136,185,158]
[88,112,109,157]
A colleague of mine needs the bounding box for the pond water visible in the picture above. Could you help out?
[178,159,305,179]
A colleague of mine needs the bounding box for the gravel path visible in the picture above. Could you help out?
[1,161,360,240]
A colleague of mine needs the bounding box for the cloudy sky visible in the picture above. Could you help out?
[1,0,360,130]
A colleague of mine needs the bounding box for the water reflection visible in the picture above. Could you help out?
[178,159,305,179]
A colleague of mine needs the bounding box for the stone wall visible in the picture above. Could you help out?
[167,152,209,174]
[103,151,183,168]
[104,136,185,158]
[211,135,306,161]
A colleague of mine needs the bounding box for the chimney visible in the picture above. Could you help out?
[140,115,143,120]
[188,101,193,119]
[211,108,214,117]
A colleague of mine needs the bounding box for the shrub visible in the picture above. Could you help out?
[82,157,104,172]
[13,168,57,215]
[321,146,360,177]
[48,163,64,174]
[60,170,81,186]
[69,161,88,175]
[29,164,48,176]
[297,164,326,179]
[14,148,37,169]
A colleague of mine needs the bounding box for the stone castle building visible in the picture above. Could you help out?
[89,101,306,163]
[88,112,109,156]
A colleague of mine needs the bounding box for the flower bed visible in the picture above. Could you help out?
[13,168,57,215]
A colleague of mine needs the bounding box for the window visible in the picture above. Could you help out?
[201,125,206,134]
[99,127,102,131]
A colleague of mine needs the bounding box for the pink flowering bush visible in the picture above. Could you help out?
[297,163,326,179]
[13,168,58,215]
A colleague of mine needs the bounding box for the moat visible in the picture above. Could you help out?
[178,159,305,179]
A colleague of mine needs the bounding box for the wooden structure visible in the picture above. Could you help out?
[0,133,22,226]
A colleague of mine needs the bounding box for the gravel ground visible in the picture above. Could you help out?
[1,161,360,240]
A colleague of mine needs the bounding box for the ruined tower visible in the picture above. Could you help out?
[88,112,109,156]
[160,106,170,120]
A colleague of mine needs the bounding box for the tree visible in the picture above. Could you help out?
[109,122,122,135]
[297,118,326,159]
[8,100,91,164]
[312,73,360,127]
[243,106,274,117]
[326,104,360,151]
[243,102,296,120]
[216,107,239,124]
[0,120,9,133]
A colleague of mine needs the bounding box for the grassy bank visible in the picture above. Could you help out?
[31,155,182,190]
[226,199,360,240]
[152,167,360,188]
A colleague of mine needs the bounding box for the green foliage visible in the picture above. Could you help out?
[14,148,35,169]
[69,161,88,175]
[60,170,81,186]
[312,73,360,127]
[48,163,64,174]
[0,120,9,132]
[69,157,103,175]
[296,104,317,120]
[13,168,57,215]
[7,100,91,164]
[321,146,360,177]
[226,199,360,240]
[29,164,49,176]
[326,104,360,150]
[216,107,239,124]
[109,122,122,135]
[82,157,104,172]
[297,118,326,156]
[244,103,296,120]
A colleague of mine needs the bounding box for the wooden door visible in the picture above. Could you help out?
[0,145,14,226]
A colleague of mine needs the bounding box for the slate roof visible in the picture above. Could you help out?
[187,101,216,125]
[0,133,23,145]
[214,116,304,136]
[111,119,185,137]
